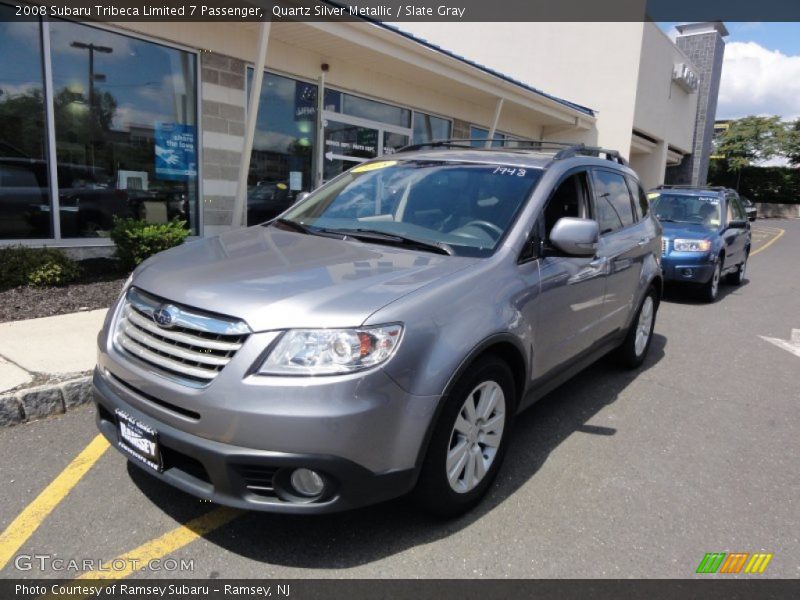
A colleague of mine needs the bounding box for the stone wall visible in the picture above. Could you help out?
[669,31,726,186]
[757,203,800,219]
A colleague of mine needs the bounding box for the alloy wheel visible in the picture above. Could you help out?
[634,295,654,357]
[710,262,721,298]
[446,380,506,494]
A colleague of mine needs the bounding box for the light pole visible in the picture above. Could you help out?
[70,42,112,167]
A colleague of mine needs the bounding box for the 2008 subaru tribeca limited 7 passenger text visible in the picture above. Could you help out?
[94,142,663,516]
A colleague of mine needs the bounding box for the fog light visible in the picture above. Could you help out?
[682,268,694,277]
[290,468,325,497]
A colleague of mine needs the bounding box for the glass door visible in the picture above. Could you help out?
[320,112,410,183]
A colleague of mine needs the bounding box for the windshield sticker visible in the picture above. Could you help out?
[492,167,527,176]
[351,160,397,173]
[698,197,720,204]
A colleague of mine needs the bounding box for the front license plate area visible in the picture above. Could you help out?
[116,409,162,472]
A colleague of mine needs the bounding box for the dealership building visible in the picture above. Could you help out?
[0,8,725,249]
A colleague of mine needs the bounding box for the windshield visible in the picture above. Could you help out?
[651,193,722,229]
[279,160,542,257]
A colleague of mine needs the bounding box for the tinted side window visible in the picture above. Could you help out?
[730,196,746,221]
[543,171,590,239]
[592,170,635,233]
[624,175,649,220]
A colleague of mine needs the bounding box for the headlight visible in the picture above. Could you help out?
[673,239,711,252]
[258,324,403,375]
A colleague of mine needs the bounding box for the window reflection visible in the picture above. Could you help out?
[247,71,316,225]
[470,126,505,147]
[412,112,451,144]
[325,89,411,128]
[49,21,198,237]
[0,6,51,239]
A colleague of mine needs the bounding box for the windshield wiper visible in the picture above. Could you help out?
[270,218,312,234]
[270,218,348,240]
[326,228,455,256]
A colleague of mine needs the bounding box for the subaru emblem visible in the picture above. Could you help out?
[152,305,178,328]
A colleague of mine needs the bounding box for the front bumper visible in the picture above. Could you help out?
[93,369,419,513]
[661,255,716,284]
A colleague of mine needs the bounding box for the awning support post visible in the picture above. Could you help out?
[486,98,504,148]
[233,21,271,228]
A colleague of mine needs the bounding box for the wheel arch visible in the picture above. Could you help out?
[413,333,528,468]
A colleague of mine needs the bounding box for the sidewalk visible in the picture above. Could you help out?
[0,309,107,426]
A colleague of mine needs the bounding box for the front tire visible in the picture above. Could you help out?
[727,251,748,285]
[701,258,722,302]
[615,286,658,369]
[413,356,515,517]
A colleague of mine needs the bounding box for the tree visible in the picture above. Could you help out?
[715,115,786,171]
[784,119,800,167]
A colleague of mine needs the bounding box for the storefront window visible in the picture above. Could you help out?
[247,71,317,225]
[49,22,198,237]
[325,90,411,128]
[470,126,505,148]
[413,112,451,144]
[0,6,50,239]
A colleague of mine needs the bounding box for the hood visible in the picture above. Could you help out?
[659,221,717,240]
[132,226,475,332]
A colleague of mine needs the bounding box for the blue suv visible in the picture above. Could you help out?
[649,186,751,302]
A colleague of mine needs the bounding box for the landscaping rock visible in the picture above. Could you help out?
[61,377,93,409]
[0,394,23,426]
[17,385,65,421]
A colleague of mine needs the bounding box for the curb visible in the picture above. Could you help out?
[0,376,92,427]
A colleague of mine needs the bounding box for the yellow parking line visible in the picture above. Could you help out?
[76,506,242,580]
[0,434,109,570]
[750,227,785,256]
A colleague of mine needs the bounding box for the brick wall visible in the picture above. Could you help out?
[200,52,247,236]
[452,118,471,139]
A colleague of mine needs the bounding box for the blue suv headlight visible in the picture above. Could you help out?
[673,239,711,252]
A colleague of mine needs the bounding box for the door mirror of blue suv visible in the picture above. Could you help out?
[550,217,600,257]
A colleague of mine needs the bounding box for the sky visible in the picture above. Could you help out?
[660,22,800,121]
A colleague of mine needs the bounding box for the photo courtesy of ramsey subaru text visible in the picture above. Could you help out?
[94,142,663,516]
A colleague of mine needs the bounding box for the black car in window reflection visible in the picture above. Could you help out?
[0,156,134,238]
[247,181,297,225]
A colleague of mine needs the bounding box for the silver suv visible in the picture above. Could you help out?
[94,142,662,516]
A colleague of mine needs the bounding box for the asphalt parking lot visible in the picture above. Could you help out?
[0,220,798,580]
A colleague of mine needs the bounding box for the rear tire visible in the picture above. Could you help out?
[615,286,658,369]
[726,251,748,285]
[413,356,515,517]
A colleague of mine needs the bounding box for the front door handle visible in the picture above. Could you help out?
[589,256,609,269]
[637,237,649,246]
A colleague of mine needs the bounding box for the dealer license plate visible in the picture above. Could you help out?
[116,409,162,472]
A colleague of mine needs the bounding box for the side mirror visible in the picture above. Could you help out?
[549,217,600,257]
[728,219,747,229]
[294,191,310,204]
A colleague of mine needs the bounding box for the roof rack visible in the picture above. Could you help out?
[395,140,628,165]
[656,185,730,191]
[552,144,628,166]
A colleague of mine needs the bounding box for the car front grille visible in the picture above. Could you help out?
[114,287,250,384]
